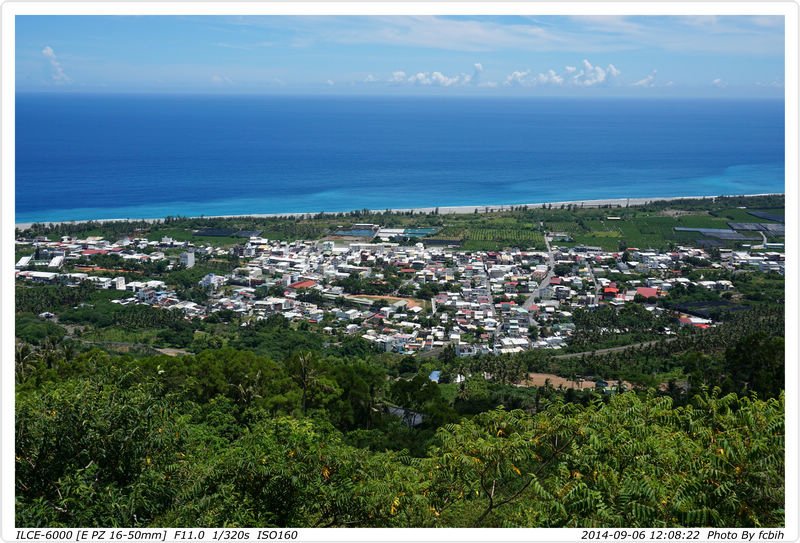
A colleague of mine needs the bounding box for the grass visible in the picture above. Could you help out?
[430,221,545,251]
[567,235,619,251]
[146,227,241,246]
[544,221,581,234]
[545,211,761,251]
[437,383,459,403]
[672,214,732,229]
[713,207,784,222]
[81,326,162,345]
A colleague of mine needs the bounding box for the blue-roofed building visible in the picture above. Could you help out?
[429,370,441,383]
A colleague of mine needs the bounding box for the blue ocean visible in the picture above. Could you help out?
[15,94,785,223]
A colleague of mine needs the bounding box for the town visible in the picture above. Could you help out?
[14,203,785,366]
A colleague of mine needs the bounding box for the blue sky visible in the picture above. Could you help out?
[16,15,785,96]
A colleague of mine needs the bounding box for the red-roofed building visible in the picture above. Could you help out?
[549,276,562,285]
[81,249,108,256]
[636,287,659,299]
[288,280,317,290]
[603,287,619,297]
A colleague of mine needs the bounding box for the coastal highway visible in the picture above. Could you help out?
[523,232,554,310]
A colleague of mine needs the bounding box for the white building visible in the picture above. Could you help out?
[180,251,196,268]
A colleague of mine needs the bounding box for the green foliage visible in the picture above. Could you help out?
[684,333,784,400]
[15,314,66,345]
[16,282,96,314]
[16,365,187,527]
[233,315,324,359]
[567,304,673,352]
[15,349,785,527]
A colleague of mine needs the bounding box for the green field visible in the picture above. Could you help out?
[143,227,241,246]
[544,208,782,250]
[18,196,785,252]
[431,225,544,250]
[711,207,784,222]
[81,326,162,345]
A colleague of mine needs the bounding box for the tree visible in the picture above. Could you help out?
[722,333,784,399]
[16,366,187,527]
[425,404,579,526]
[286,351,340,416]
[15,343,35,384]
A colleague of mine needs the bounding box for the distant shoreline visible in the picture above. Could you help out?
[15,192,784,231]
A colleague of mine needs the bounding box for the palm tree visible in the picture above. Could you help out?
[15,343,35,383]
[61,341,77,363]
[289,351,319,415]
[38,336,63,370]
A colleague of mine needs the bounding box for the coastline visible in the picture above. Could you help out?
[14,192,783,231]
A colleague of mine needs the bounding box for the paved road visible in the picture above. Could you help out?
[586,262,601,306]
[523,233,554,310]
[553,337,678,360]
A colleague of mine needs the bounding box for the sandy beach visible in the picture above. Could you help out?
[14,192,782,231]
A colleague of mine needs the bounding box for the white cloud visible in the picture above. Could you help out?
[504,70,531,87]
[373,60,624,91]
[503,59,621,89]
[408,72,431,85]
[535,69,564,86]
[572,59,610,87]
[385,65,483,87]
[430,71,460,86]
[712,78,727,88]
[463,62,484,85]
[231,15,783,57]
[41,45,70,84]
[632,70,657,87]
[404,71,459,86]
[326,79,335,86]
[211,74,233,85]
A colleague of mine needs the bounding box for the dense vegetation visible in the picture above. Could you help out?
[16,347,784,528]
[15,300,785,528]
[14,194,786,527]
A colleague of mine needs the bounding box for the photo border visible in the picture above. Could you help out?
[2,2,797,541]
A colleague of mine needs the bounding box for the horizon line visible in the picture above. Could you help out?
[14,90,786,101]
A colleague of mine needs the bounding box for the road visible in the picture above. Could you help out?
[586,262,601,306]
[552,337,678,360]
[523,232,554,310]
